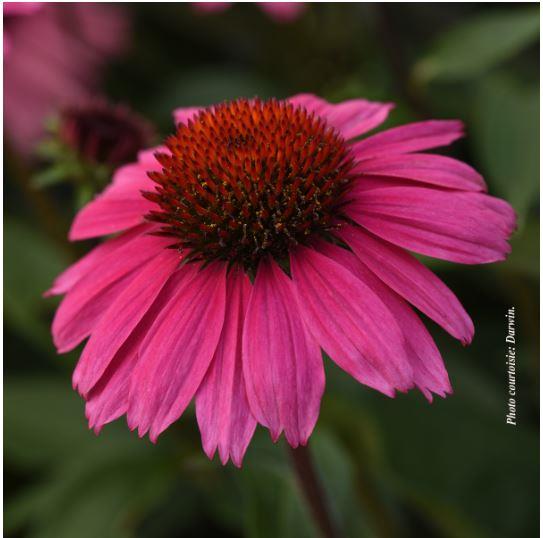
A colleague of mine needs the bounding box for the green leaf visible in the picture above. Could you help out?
[75,184,96,210]
[6,439,178,538]
[324,354,538,538]
[470,74,539,221]
[32,166,72,189]
[239,435,317,538]
[35,138,64,160]
[311,430,374,537]
[149,67,281,128]
[4,218,68,352]
[4,375,184,538]
[501,216,539,279]
[4,376,98,468]
[414,9,539,83]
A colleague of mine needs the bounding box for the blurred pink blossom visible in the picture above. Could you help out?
[3,3,131,156]
[192,2,306,23]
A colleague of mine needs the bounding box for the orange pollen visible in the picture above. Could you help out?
[143,98,355,271]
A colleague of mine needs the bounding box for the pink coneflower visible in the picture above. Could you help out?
[3,2,130,156]
[192,2,306,23]
[48,95,515,466]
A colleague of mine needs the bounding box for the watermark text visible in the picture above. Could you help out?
[505,307,516,426]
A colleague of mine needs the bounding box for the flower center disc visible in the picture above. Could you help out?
[145,98,354,271]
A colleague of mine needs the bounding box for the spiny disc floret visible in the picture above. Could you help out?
[144,98,354,270]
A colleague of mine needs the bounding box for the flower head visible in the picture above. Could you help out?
[146,99,353,272]
[48,94,515,466]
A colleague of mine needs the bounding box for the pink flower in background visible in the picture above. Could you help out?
[193,2,305,23]
[3,2,130,155]
[47,94,515,466]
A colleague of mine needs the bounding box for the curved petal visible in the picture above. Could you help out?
[290,245,413,396]
[84,265,186,433]
[69,162,155,240]
[351,120,464,161]
[288,93,393,140]
[345,186,516,264]
[173,106,203,126]
[352,153,486,192]
[84,331,142,434]
[338,225,474,344]
[196,267,256,467]
[242,259,324,447]
[52,233,171,353]
[317,241,451,400]
[127,262,226,442]
[73,248,181,397]
[45,223,151,297]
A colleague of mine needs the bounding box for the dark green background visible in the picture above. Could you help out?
[4,3,539,537]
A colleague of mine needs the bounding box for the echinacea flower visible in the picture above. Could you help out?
[192,2,306,23]
[3,2,130,155]
[58,99,154,168]
[47,95,515,467]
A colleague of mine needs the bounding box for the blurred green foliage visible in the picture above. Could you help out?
[4,3,539,538]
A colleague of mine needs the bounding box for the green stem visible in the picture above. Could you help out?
[288,444,339,538]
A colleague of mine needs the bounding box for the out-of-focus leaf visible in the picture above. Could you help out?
[4,376,100,467]
[4,375,185,538]
[312,429,374,537]
[324,353,538,538]
[32,165,74,189]
[471,74,539,221]
[500,216,539,278]
[6,441,178,538]
[35,138,64,160]
[235,427,374,538]
[4,218,68,352]
[414,9,539,83]
[149,67,281,128]
[239,435,317,538]
[75,184,96,209]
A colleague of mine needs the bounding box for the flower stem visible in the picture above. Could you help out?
[288,444,339,538]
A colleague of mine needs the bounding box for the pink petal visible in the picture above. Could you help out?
[69,162,155,240]
[318,241,451,400]
[345,186,515,264]
[136,145,168,171]
[242,259,324,447]
[73,248,181,397]
[45,223,152,297]
[352,120,464,161]
[290,246,413,396]
[84,335,139,434]
[195,267,256,467]
[338,225,474,344]
[173,106,203,126]
[352,153,486,192]
[127,262,227,442]
[288,93,393,140]
[52,233,171,353]
[344,175,416,194]
[84,264,194,433]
